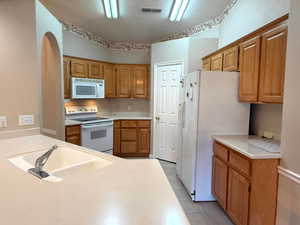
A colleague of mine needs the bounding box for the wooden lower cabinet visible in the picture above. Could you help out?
[227,168,250,225]
[65,125,81,145]
[113,120,150,157]
[212,156,228,210]
[212,141,279,225]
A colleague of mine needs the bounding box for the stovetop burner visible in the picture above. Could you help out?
[73,117,108,122]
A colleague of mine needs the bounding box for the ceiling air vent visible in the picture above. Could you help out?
[142,8,162,13]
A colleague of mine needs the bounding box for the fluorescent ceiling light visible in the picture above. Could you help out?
[103,0,119,19]
[169,0,189,22]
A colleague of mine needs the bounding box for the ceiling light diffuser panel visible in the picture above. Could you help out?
[169,0,189,22]
[103,0,119,19]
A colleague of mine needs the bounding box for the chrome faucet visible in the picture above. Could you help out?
[28,145,58,179]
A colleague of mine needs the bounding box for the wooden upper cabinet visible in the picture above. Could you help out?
[89,62,104,79]
[212,156,228,210]
[239,37,261,102]
[211,53,223,71]
[132,65,149,98]
[117,65,132,98]
[63,57,71,99]
[104,63,117,98]
[223,46,239,71]
[70,59,89,78]
[202,58,211,71]
[259,25,287,104]
[227,168,250,225]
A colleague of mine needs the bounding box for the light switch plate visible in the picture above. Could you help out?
[19,115,34,126]
[0,116,7,128]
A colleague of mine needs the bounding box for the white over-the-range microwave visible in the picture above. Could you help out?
[72,77,105,99]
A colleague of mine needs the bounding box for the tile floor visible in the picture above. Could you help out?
[159,160,234,225]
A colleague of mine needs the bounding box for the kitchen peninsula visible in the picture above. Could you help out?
[0,135,190,225]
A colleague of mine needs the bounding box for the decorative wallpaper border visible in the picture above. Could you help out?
[61,0,238,51]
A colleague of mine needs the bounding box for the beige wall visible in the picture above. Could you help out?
[250,104,283,141]
[276,0,300,224]
[36,0,64,140]
[219,0,289,47]
[0,0,39,132]
[63,31,150,64]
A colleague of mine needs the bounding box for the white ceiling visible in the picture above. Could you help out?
[41,0,231,43]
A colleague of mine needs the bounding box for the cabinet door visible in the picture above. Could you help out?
[121,142,137,153]
[113,128,121,156]
[71,59,89,78]
[202,58,211,71]
[212,156,228,210]
[132,65,148,98]
[117,65,132,98]
[259,25,287,103]
[227,168,250,225]
[239,37,261,102]
[104,63,117,98]
[211,53,223,71]
[223,46,239,71]
[89,62,104,79]
[63,57,71,99]
[138,128,150,153]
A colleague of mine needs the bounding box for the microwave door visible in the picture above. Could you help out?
[73,83,97,99]
[96,83,105,98]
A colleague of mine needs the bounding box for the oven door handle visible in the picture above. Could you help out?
[82,123,113,129]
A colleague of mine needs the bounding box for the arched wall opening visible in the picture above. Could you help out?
[41,32,64,139]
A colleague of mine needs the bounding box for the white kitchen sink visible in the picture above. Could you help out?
[9,147,112,181]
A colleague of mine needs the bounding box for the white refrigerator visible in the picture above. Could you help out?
[176,71,250,201]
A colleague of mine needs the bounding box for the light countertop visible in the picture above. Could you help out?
[0,135,189,225]
[213,135,281,159]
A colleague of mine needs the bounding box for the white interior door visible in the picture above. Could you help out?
[154,63,183,162]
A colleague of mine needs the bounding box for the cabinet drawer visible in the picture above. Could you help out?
[121,121,137,128]
[213,142,229,161]
[121,142,137,153]
[137,120,150,128]
[66,125,80,136]
[229,151,251,176]
[114,120,121,128]
[121,129,137,141]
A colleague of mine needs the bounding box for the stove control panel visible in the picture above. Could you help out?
[65,105,98,115]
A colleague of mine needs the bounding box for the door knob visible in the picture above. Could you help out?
[155,116,160,121]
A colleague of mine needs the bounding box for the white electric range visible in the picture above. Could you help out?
[65,106,113,153]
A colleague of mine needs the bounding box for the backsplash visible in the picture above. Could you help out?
[250,104,283,141]
[64,98,150,116]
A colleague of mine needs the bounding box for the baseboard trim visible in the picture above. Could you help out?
[0,127,40,139]
[278,166,300,185]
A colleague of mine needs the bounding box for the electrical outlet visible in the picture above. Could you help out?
[19,115,34,126]
[0,116,7,128]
